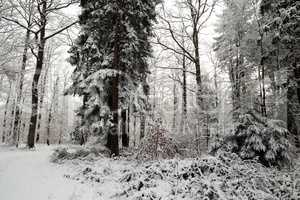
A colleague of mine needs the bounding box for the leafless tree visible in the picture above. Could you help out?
[155,0,217,114]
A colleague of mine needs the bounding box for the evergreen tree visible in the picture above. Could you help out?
[213,0,253,121]
[68,0,160,155]
[260,0,300,148]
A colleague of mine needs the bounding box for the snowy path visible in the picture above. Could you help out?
[0,145,95,200]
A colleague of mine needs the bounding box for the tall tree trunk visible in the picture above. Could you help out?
[288,51,300,148]
[36,56,50,142]
[259,33,267,117]
[213,59,219,138]
[180,53,187,134]
[59,74,69,144]
[46,110,52,145]
[13,29,30,146]
[227,42,240,122]
[232,40,242,121]
[107,75,119,156]
[46,77,59,145]
[16,95,26,147]
[193,31,203,112]
[9,92,17,141]
[106,15,120,156]
[206,114,210,150]
[2,81,12,143]
[133,115,137,147]
[27,0,47,148]
[262,64,267,116]
[172,80,177,130]
[140,112,146,140]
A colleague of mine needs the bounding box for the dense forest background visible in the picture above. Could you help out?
[0,0,299,159]
[0,0,299,199]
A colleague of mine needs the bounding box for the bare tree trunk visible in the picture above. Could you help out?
[133,115,137,147]
[46,110,52,146]
[59,74,69,144]
[206,113,210,150]
[172,80,177,130]
[27,0,47,148]
[193,30,203,112]
[259,32,267,117]
[140,113,146,141]
[36,52,51,143]
[16,95,26,147]
[46,77,59,145]
[2,81,12,143]
[178,28,188,133]
[8,89,17,141]
[13,29,30,146]
[213,60,219,138]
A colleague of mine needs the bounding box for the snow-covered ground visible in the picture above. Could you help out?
[0,144,299,200]
[0,145,95,200]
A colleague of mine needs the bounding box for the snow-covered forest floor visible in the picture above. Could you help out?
[1,144,298,200]
[0,145,95,200]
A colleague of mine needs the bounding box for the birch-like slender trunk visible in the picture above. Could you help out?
[13,29,31,146]
[2,81,12,143]
[46,77,59,145]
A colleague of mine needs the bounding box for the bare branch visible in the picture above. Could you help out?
[44,20,78,40]
[155,66,196,76]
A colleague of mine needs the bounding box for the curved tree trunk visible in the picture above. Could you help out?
[27,0,47,148]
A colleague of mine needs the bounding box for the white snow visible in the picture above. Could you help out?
[0,145,95,200]
[0,144,299,200]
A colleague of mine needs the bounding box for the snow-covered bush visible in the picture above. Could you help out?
[51,146,110,163]
[214,112,295,167]
[61,147,299,200]
[114,151,299,200]
[135,124,180,160]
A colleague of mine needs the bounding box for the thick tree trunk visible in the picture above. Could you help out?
[106,76,119,156]
[194,32,202,112]
[291,54,300,148]
[13,29,30,146]
[230,41,243,122]
[106,15,120,156]
[36,65,49,142]
[287,88,299,148]
[121,109,129,147]
[27,0,47,148]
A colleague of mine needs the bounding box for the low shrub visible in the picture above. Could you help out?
[115,151,300,200]
[51,145,110,163]
[135,125,180,160]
